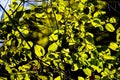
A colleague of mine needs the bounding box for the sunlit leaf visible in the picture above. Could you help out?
[109,42,118,51]
[49,34,58,41]
[101,68,109,77]
[86,44,94,50]
[97,1,106,9]
[56,14,62,21]
[91,18,103,30]
[19,64,31,71]
[38,76,48,80]
[24,41,33,49]
[110,17,117,23]
[93,11,106,17]
[81,53,88,59]
[78,3,85,11]
[5,65,12,73]
[105,23,115,32]
[0,59,4,63]
[37,37,49,47]
[54,76,61,80]
[34,45,45,58]
[73,64,79,71]
[59,63,64,70]
[83,68,92,76]
[78,76,84,80]
[35,12,45,18]
[101,55,116,60]
[47,8,52,13]
[116,33,120,42]
[24,74,30,80]
[91,65,102,73]
[48,42,58,52]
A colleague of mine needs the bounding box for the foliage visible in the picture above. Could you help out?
[0,0,120,80]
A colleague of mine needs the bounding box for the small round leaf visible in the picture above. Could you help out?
[105,23,115,32]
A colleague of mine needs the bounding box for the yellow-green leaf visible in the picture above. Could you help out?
[78,76,84,80]
[73,64,79,71]
[47,8,52,13]
[102,55,116,60]
[37,37,49,47]
[105,23,115,32]
[35,13,45,18]
[49,34,58,41]
[110,17,116,23]
[24,41,33,49]
[93,11,106,17]
[117,33,120,42]
[54,76,61,80]
[24,74,30,80]
[38,76,48,80]
[109,42,118,50]
[83,68,92,76]
[56,14,62,21]
[34,45,45,58]
[48,43,58,52]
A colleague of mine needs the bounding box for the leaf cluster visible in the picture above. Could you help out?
[0,0,120,80]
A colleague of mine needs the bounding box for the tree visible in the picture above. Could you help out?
[0,0,120,80]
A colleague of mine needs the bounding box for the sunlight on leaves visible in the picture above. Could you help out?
[110,17,117,23]
[48,42,58,52]
[105,23,115,32]
[109,42,118,51]
[56,14,62,21]
[34,45,45,58]
[54,76,61,80]
[83,68,92,76]
[24,74,30,80]
[78,76,84,80]
[73,63,79,71]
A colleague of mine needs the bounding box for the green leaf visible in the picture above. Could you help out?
[38,76,48,80]
[73,64,79,71]
[91,65,102,73]
[102,55,116,60]
[0,59,4,63]
[35,12,45,18]
[49,34,58,41]
[93,11,106,17]
[78,76,84,80]
[105,23,115,32]
[83,68,92,76]
[81,53,88,59]
[91,18,103,30]
[34,45,45,58]
[5,65,12,73]
[110,17,117,23]
[117,33,120,42]
[48,43,58,52]
[54,76,61,80]
[47,7,52,13]
[24,74,30,80]
[24,41,33,49]
[56,14,62,21]
[81,0,87,3]
[109,42,118,51]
